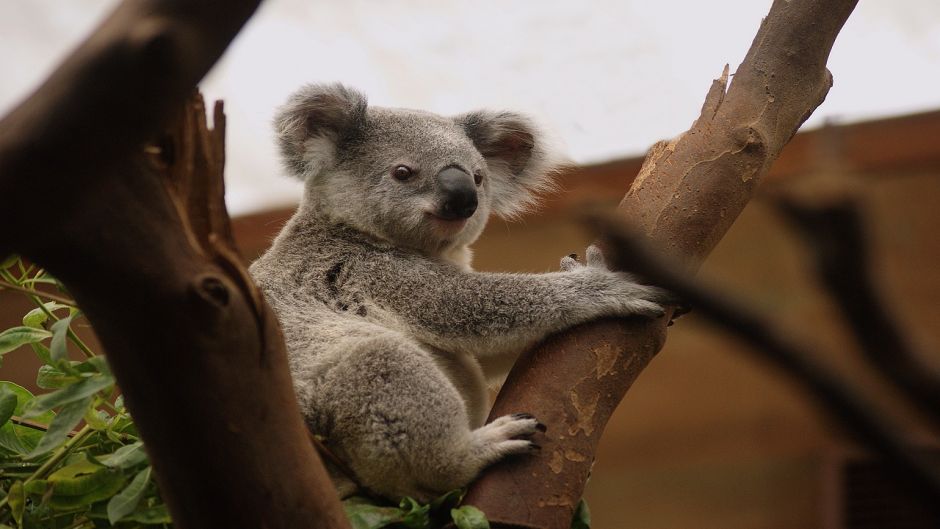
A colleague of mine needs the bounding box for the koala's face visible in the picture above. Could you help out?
[275,84,560,265]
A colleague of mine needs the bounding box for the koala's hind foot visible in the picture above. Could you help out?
[311,329,544,501]
[470,412,546,459]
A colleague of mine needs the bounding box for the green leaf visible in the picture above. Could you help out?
[570,499,590,529]
[36,364,78,389]
[30,342,53,364]
[0,382,54,455]
[0,386,17,427]
[6,481,25,526]
[0,254,18,270]
[102,441,148,469]
[107,465,152,524]
[119,503,172,524]
[451,505,490,529]
[430,489,465,512]
[343,496,406,529]
[27,395,91,458]
[23,372,114,418]
[23,479,49,496]
[85,356,110,375]
[22,302,69,329]
[47,459,126,510]
[49,315,73,362]
[399,496,430,529]
[0,326,52,356]
[84,407,110,430]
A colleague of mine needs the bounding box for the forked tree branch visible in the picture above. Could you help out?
[464,1,859,527]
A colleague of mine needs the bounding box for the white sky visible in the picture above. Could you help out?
[2,1,939,215]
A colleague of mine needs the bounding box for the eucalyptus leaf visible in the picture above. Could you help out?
[0,254,18,270]
[102,441,148,469]
[6,480,24,526]
[36,365,77,389]
[27,396,92,458]
[570,499,590,529]
[47,471,125,510]
[49,315,73,362]
[23,479,48,496]
[22,302,69,329]
[343,496,406,529]
[0,386,17,427]
[451,505,490,529]
[85,355,110,376]
[22,372,114,418]
[107,466,152,524]
[430,489,464,512]
[0,326,52,356]
[118,503,172,524]
[0,382,54,455]
[84,407,110,430]
[30,342,53,364]
[399,496,430,529]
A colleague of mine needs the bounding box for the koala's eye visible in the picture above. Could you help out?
[473,172,484,186]
[392,165,413,181]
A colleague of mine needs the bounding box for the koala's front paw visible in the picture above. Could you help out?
[560,244,609,272]
[562,245,672,319]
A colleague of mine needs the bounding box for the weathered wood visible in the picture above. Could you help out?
[463,1,859,527]
[0,1,350,528]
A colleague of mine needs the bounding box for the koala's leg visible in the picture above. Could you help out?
[315,330,540,501]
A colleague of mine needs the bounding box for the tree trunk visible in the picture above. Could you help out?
[0,1,349,528]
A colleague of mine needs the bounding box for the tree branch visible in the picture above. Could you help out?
[464,1,859,527]
[588,210,940,511]
[0,1,350,528]
[777,195,940,430]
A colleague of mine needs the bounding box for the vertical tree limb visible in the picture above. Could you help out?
[464,1,859,527]
[0,1,350,528]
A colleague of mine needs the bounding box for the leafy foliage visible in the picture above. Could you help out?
[0,257,166,528]
[1,256,589,528]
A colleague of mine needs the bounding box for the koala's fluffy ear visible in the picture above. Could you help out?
[456,111,564,218]
[274,83,368,180]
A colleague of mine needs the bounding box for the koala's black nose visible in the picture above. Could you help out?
[437,167,478,220]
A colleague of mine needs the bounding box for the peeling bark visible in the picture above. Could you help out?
[464,1,859,527]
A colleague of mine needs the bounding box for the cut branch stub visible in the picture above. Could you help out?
[464,1,859,527]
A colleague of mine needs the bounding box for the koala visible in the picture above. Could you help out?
[249,83,668,501]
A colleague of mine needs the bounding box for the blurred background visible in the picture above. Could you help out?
[2,1,940,528]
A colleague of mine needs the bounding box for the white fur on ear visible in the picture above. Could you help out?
[455,111,568,219]
[273,83,368,181]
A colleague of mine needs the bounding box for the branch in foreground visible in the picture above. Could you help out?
[0,0,351,527]
[588,210,940,511]
[777,196,940,430]
[464,1,859,527]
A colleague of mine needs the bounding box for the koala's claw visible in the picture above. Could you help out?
[560,254,581,272]
[511,413,548,433]
[585,244,607,268]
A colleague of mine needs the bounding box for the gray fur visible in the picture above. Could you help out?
[250,83,668,501]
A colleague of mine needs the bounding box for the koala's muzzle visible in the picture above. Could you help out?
[436,167,478,220]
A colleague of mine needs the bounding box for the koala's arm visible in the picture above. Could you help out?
[348,248,666,357]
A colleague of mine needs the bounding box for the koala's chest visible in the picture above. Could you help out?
[306,259,372,319]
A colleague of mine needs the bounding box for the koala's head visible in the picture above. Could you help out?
[275,83,562,266]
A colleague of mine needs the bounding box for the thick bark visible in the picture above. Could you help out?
[0,1,349,528]
[464,1,859,527]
